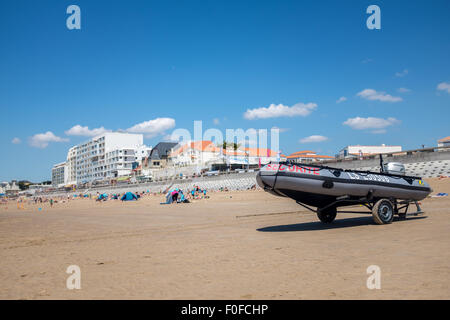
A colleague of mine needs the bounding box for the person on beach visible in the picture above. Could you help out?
[49,199,54,207]
[171,189,179,203]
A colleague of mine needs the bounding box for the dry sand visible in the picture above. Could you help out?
[0,178,449,299]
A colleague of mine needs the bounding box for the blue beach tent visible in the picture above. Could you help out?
[98,193,108,200]
[121,192,138,201]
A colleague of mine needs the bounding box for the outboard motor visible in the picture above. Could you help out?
[382,162,406,176]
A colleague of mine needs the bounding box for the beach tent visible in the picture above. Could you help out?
[121,192,138,201]
[162,188,180,204]
[161,188,190,204]
[162,191,174,204]
[97,193,108,201]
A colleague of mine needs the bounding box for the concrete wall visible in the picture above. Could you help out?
[327,150,450,178]
[39,171,260,197]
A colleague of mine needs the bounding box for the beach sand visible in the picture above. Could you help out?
[0,178,449,299]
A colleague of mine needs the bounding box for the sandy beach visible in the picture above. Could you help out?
[0,178,449,300]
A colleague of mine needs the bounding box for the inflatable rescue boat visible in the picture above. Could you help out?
[256,158,432,225]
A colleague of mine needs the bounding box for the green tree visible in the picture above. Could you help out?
[18,181,31,190]
[219,141,240,150]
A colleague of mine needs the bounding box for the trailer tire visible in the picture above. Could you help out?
[317,207,337,223]
[372,199,394,225]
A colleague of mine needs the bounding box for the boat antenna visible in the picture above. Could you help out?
[379,154,384,173]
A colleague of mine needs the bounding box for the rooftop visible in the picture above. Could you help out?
[438,136,450,143]
[286,150,334,159]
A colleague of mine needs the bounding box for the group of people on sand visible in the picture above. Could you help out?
[188,186,209,200]
[1,183,259,210]
[0,195,61,211]
[164,186,209,205]
[95,191,142,202]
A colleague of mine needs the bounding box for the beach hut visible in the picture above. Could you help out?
[121,192,138,201]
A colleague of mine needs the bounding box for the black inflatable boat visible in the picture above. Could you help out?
[256,158,432,225]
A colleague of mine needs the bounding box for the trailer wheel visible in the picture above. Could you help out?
[317,207,337,223]
[372,199,394,225]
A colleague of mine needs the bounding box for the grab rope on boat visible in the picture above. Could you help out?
[278,160,421,181]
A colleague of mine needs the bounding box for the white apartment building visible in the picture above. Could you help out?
[52,162,66,186]
[65,146,77,185]
[339,144,402,159]
[55,132,151,185]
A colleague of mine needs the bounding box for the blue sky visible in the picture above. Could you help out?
[1,0,449,181]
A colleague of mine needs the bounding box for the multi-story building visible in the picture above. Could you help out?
[54,132,151,185]
[169,141,220,166]
[338,144,402,159]
[242,147,285,165]
[65,146,77,185]
[0,181,20,196]
[169,141,281,167]
[438,136,450,148]
[51,162,66,186]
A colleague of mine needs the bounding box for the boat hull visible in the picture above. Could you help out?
[257,163,432,208]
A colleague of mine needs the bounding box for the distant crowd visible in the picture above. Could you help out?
[0,183,258,210]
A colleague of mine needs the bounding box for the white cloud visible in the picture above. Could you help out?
[437,82,450,94]
[336,96,347,103]
[11,137,21,144]
[397,87,411,93]
[243,102,317,120]
[299,135,328,143]
[361,58,373,64]
[29,131,69,149]
[343,117,400,131]
[65,125,111,137]
[162,134,179,142]
[213,118,220,125]
[357,89,402,102]
[126,117,176,138]
[395,69,408,77]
